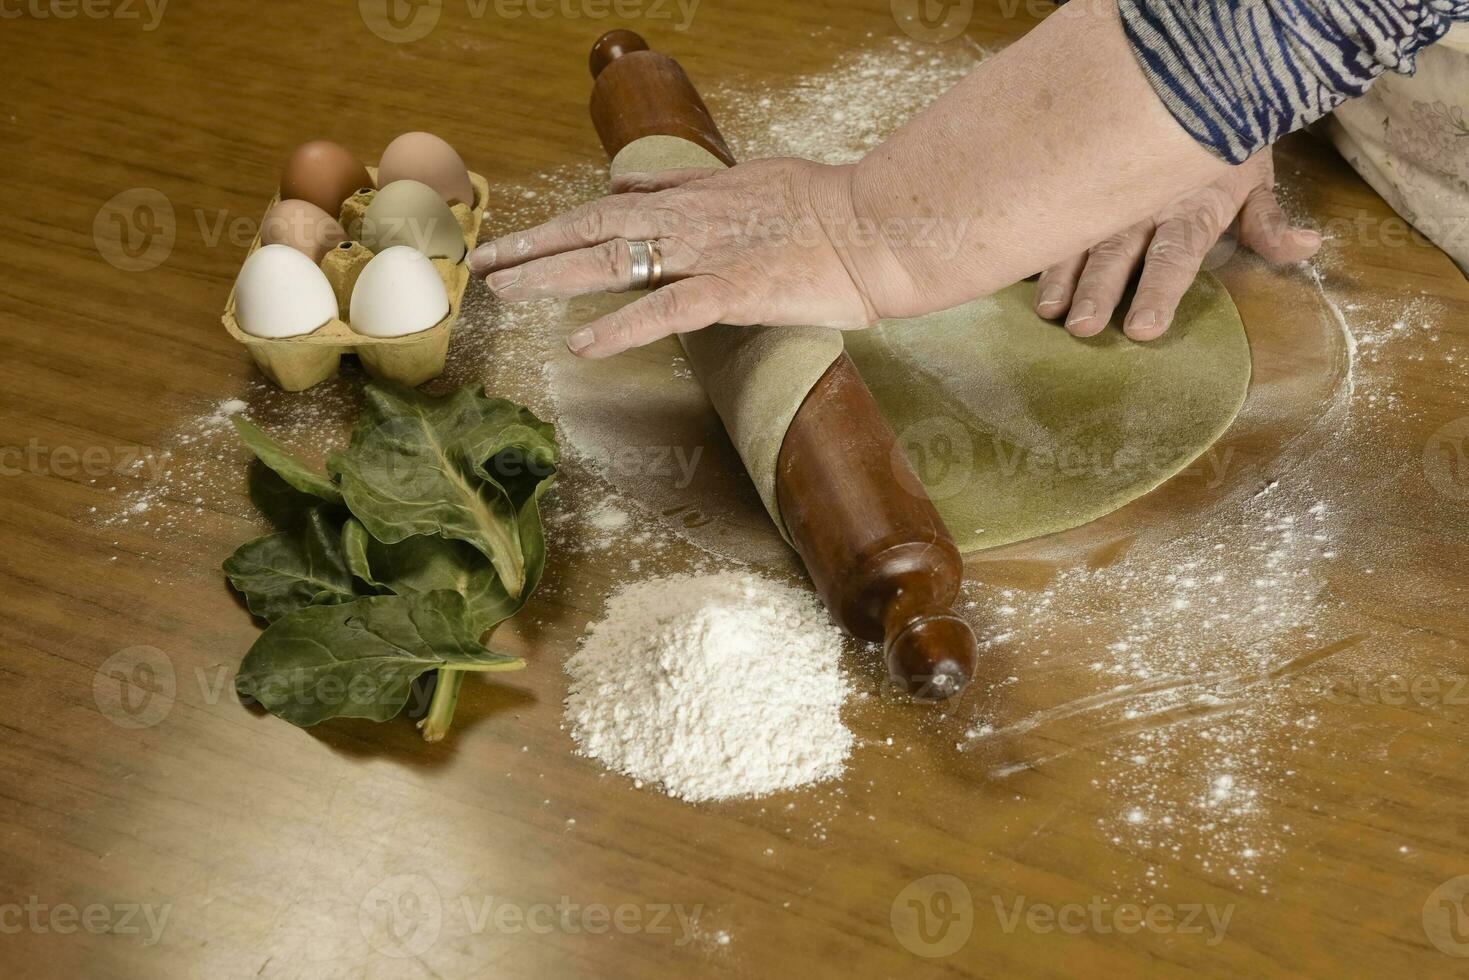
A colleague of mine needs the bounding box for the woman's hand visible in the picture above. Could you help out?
[471,148,1317,357]
[471,3,1320,357]
[469,158,896,358]
[1033,150,1322,341]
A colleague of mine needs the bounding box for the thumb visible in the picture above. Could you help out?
[1238,184,1322,264]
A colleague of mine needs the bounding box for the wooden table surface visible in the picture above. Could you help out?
[3,1,1468,977]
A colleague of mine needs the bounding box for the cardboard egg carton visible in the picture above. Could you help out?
[221,166,488,392]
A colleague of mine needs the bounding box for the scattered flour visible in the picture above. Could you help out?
[91,36,1463,888]
[587,502,630,533]
[564,571,853,801]
[952,209,1462,891]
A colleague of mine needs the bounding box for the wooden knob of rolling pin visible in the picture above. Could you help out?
[589,28,648,77]
[588,30,977,700]
[588,29,736,167]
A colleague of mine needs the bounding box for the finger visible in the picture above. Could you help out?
[1066,222,1153,337]
[611,168,719,194]
[468,196,671,275]
[1238,185,1322,264]
[1034,253,1087,320]
[567,276,731,358]
[488,239,692,301]
[1123,215,1222,341]
[488,240,635,300]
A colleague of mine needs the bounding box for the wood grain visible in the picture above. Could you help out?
[1,2,1466,977]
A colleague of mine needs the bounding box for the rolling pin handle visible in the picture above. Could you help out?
[590,29,650,78]
[587,29,738,166]
[778,356,978,701]
[885,608,977,702]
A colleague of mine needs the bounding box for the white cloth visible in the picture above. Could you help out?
[1324,24,1469,274]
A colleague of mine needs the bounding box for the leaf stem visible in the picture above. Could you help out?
[420,669,466,742]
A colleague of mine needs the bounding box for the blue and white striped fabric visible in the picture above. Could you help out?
[1113,1,1469,163]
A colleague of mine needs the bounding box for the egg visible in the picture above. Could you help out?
[280,140,373,218]
[359,180,467,262]
[349,246,450,338]
[378,132,475,206]
[234,244,339,339]
[260,200,347,263]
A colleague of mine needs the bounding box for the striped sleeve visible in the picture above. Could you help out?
[1115,1,1469,163]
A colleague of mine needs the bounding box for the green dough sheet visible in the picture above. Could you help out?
[602,136,1252,554]
[846,277,1250,552]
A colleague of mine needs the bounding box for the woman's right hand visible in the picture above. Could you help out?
[1032,150,1323,341]
[469,157,892,359]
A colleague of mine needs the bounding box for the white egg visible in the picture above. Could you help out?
[348,246,450,338]
[233,244,338,339]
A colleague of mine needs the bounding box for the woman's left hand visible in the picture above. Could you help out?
[1033,150,1323,341]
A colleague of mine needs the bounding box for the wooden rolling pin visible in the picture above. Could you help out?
[589,30,977,700]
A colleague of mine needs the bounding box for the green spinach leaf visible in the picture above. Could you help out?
[247,462,324,531]
[340,517,383,589]
[234,416,344,505]
[223,507,360,622]
[347,526,518,636]
[327,383,556,598]
[235,591,524,727]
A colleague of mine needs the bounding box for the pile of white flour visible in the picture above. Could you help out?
[564,571,853,802]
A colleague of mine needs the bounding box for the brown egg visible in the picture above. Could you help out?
[260,199,347,264]
[280,140,373,218]
[377,132,475,206]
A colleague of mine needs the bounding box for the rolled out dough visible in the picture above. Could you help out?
[591,135,1251,555]
[847,278,1250,551]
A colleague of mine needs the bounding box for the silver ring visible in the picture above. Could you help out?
[625,239,663,291]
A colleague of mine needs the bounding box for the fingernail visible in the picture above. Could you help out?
[488,268,521,292]
[567,328,595,353]
[1299,229,1322,246]
[1066,299,1096,328]
[1126,309,1157,336]
[1037,284,1066,310]
[469,243,495,273]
